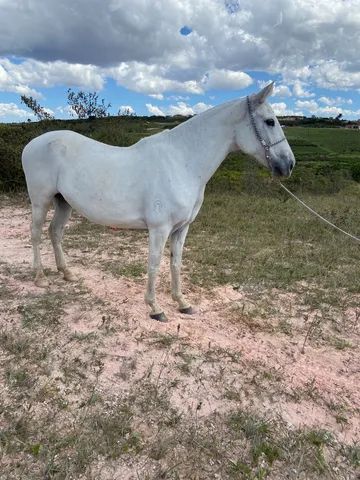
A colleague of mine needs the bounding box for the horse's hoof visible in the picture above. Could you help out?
[63,271,77,282]
[150,312,168,323]
[35,276,49,288]
[179,306,194,315]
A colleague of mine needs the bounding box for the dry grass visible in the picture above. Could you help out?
[0,192,359,479]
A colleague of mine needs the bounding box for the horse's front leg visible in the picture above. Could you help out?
[170,224,193,314]
[145,227,170,322]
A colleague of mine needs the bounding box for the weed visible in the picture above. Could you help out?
[304,429,333,447]
[148,332,179,349]
[17,293,65,329]
[5,366,34,389]
[229,411,271,439]
[290,429,333,475]
[102,259,146,278]
[330,336,353,350]
[342,442,360,467]
[277,319,293,335]
[69,331,98,343]
[116,356,138,380]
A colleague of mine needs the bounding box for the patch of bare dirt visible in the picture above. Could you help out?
[0,199,359,478]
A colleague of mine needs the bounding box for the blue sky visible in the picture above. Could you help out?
[0,0,359,122]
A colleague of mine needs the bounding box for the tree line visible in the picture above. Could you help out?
[20,89,134,121]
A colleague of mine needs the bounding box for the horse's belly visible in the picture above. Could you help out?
[87,214,147,229]
[59,185,147,228]
[68,198,147,229]
[58,163,147,228]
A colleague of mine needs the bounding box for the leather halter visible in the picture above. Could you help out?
[246,96,286,169]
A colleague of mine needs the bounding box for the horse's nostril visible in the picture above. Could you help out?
[273,164,283,177]
[289,161,294,172]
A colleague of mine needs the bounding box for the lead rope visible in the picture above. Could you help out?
[279,182,360,243]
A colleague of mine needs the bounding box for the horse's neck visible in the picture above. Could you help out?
[169,100,244,185]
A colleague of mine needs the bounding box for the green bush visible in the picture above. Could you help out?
[0,118,359,194]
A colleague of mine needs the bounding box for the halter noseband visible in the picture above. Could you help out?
[246,96,286,169]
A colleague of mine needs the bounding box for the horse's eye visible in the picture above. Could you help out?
[265,118,275,127]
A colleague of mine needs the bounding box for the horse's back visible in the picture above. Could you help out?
[22,130,147,226]
[21,128,198,229]
[22,130,103,166]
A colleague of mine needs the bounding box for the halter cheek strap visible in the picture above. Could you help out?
[246,96,286,168]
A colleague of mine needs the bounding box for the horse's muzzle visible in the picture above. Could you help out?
[271,158,295,178]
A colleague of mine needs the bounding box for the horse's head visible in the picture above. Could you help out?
[235,83,295,178]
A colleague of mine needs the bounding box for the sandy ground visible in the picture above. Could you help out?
[0,198,359,453]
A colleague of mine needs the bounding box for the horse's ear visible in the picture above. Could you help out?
[252,82,274,105]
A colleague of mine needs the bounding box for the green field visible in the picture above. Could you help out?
[1,117,360,479]
[1,117,360,192]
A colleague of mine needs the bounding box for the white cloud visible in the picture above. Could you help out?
[318,96,353,106]
[292,81,315,98]
[192,102,213,113]
[258,81,292,98]
[167,101,213,116]
[295,99,360,118]
[43,107,55,116]
[202,69,253,90]
[270,102,304,117]
[282,66,312,83]
[316,106,343,117]
[167,102,195,116]
[118,105,135,115]
[146,101,212,117]
[0,102,34,120]
[56,105,73,117]
[311,60,360,90]
[295,100,318,112]
[0,57,104,97]
[0,62,42,98]
[149,93,164,100]
[0,0,360,101]
[274,84,292,98]
[107,62,204,95]
[146,103,165,116]
[318,105,360,118]
[167,95,190,101]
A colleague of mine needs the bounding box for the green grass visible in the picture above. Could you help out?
[102,259,146,279]
[17,293,66,329]
[1,117,359,479]
[2,115,360,192]
[227,411,342,478]
[186,187,360,296]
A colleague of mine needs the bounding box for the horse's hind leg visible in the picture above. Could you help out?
[49,194,76,282]
[31,202,50,287]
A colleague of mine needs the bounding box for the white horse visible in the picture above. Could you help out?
[22,82,295,322]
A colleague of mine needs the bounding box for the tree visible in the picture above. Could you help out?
[67,89,111,119]
[20,95,54,121]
